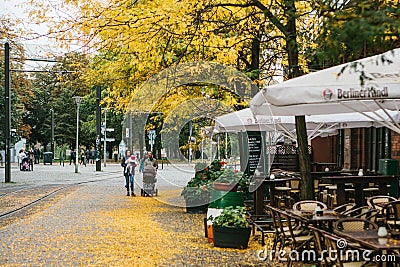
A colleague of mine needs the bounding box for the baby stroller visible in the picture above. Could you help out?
[20,157,31,171]
[141,169,158,197]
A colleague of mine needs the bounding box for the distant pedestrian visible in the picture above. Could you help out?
[33,148,40,164]
[86,149,90,164]
[125,155,137,196]
[90,148,96,164]
[28,149,34,171]
[80,149,86,166]
[121,150,132,196]
[70,150,76,165]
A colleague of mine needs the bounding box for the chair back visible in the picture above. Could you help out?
[382,200,400,230]
[355,208,380,223]
[343,205,380,222]
[292,200,327,212]
[308,225,329,252]
[333,203,356,214]
[267,206,281,233]
[367,195,397,210]
[342,205,370,217]
[276,209,303,247]
[322,232,346,267]
[334,218,378,232]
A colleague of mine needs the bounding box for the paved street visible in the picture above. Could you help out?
[0,161,266,266]
[0,161,194,189]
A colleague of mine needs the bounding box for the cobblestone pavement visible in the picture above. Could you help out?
[0,162,271,266]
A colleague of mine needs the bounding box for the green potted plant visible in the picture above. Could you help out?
[182,160,236,213]
[209,206,251,249]
[181,173,210,214]
[181,160,225,213]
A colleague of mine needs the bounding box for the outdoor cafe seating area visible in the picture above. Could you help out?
[247,169,400,266]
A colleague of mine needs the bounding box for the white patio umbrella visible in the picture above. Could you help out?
[214,108,292,132]
[250,48,400,133]
[215,108,400,141]
[214,108,328,141]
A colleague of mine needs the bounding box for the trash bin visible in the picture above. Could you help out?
[43,152,53,165]
[378,159,399,175]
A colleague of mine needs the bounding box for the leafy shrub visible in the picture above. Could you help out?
[210,206,249,228]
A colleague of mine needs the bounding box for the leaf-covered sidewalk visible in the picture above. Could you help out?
[0,179,266,266]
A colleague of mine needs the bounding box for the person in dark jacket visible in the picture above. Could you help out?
[70,150,76,165]
[121,150,132,196]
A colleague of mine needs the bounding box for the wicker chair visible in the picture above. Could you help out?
[333,203,356,214]
[292,200,327,212]
[382,200,400,230]
[334,217,378,232]
[367,195,397,211]
[322,232,371,267]
[309,225,331,266]
[342,206,380,223]
[277,209,313,251]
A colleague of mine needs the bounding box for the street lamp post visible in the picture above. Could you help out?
[73,96,83,173]
[188,116,192,162]
[103,108,107,167]
[4,42,11,183]
[51,109,54,158]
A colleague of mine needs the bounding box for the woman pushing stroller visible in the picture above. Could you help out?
[19,149,32,171]
[141,151,158,196]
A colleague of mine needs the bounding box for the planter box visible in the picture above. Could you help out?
[212,226,251,249]
[213,182,238,192]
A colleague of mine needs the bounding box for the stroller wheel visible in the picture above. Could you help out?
[155,189,158,196]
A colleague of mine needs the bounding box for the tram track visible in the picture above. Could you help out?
[0,185,34,197]
[0,171,122,221]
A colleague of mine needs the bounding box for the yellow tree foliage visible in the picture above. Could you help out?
[26,0,320,111]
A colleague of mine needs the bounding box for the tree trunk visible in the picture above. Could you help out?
[295,116,313,200]
[284,0,314,200]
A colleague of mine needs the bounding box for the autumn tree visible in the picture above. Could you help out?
[24,52,91,149]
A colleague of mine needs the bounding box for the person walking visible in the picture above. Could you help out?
[121,150,132,196]
[70,150,76,165]
[90,148,96,164]
[80,149,86,166]
[33,148,40,164]
[85,149,90,165]
[125,154,137,196]
[142,151,158,185]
